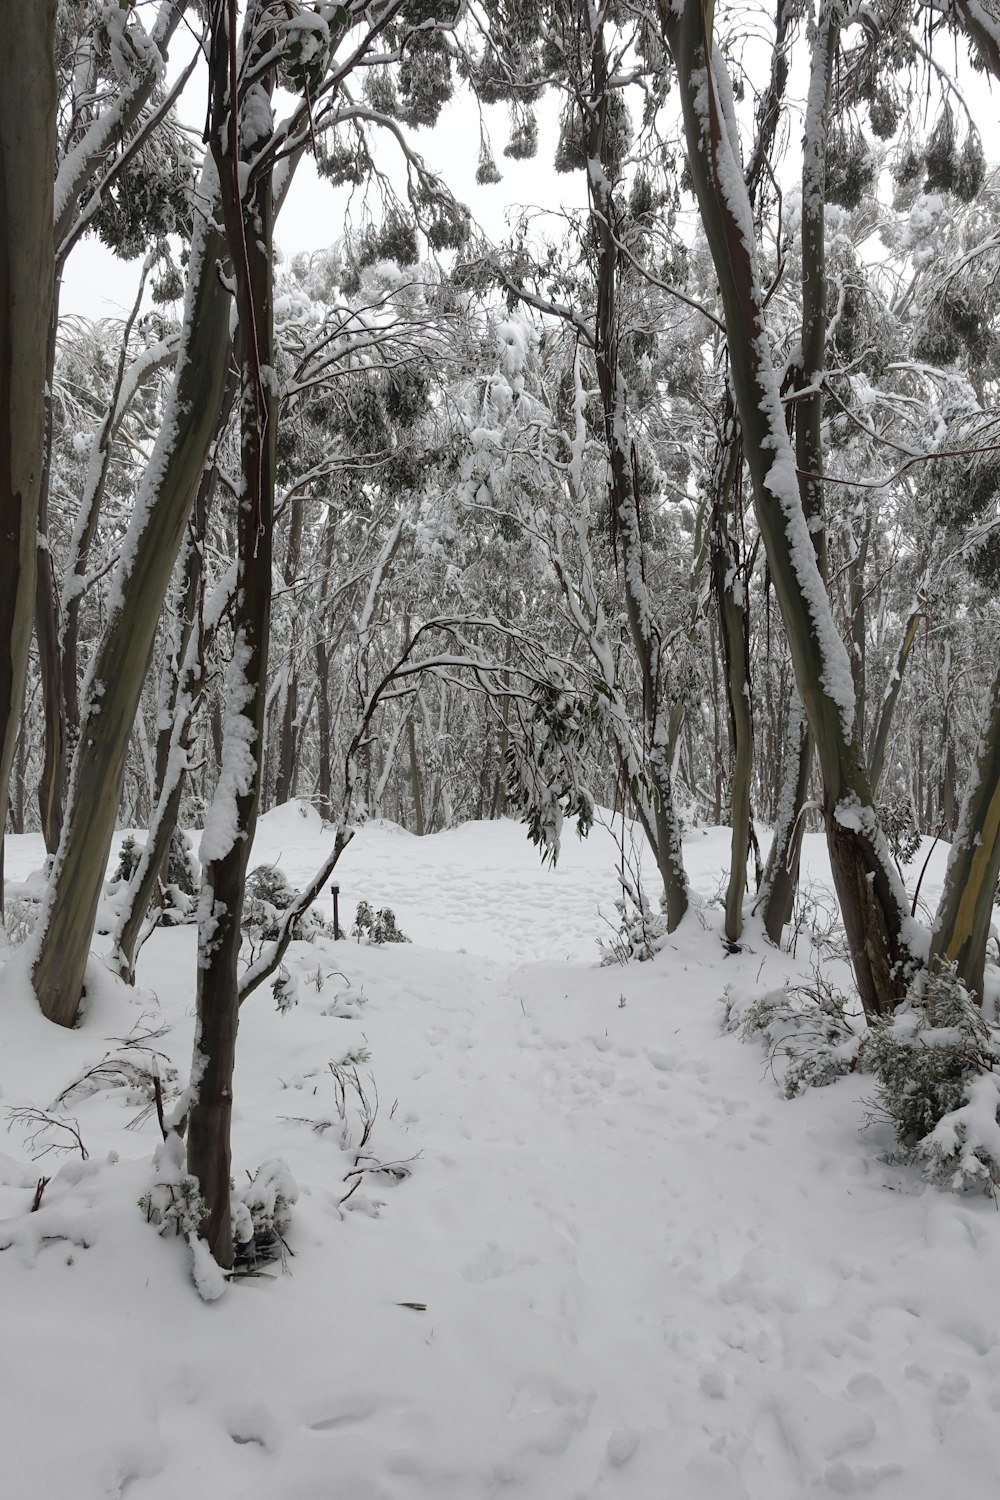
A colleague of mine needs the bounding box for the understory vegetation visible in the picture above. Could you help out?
[3,0,1000,1288]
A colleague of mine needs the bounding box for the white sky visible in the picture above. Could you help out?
[58,13,998,321]
[60,58,580,319]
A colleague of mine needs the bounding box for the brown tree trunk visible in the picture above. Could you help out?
[710,405,754,944]
[664,0,910,1016]
[0,0,56,897]
[31,194,232,1027]
[187,3,277,1269]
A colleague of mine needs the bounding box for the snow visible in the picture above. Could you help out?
[3,816,1000,1497]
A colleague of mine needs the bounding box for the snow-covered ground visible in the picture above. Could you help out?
[3,808,1000,1500]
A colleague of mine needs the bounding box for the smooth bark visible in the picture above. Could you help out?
[664,0,910,1016]
[0,0,56,899]
[931,667,1000,1001]
[32,191,232,1027]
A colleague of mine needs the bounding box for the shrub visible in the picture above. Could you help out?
[243,864,327,943]
[2,896,38,947]
[598,881,666,966]
[110,829,198,923]
[723,974,862,1098]
[351,901,410,945]
[867,960,1000,1190]
[232,1158,299,1268]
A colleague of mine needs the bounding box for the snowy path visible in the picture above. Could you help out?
[3,813,1000,1498]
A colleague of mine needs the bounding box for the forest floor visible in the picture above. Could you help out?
[2,806,1000,1500]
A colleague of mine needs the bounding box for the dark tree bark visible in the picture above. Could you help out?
[709,407,754,944]
[586,11,688,929]
[663,0,911,1016]
[0,0,56,904]
[187,0,277,1269]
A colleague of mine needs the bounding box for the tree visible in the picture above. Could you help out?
[0,1,56,907]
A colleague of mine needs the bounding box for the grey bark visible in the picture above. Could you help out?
[32,186,232,1027]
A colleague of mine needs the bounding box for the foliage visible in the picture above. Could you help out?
[351,901,410,945]
[867,961,1000,1190]
[877,793,922,867]
[504,679,599,865]
[598,877,667,965]
[232,1158,299,1268]
[723,974,862,1100]
[242,864,328,947]
[2,897,38,947]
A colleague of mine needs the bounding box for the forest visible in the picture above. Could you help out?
[2,2,1000,1493]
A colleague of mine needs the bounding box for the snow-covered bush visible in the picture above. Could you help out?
[351,901,410,945]
[232,1158,299,1267]
[110,830,198,922]
[867,960,1000,1190]
[244,863,327,943]
[140,1133,207,1240]
[271,963,299,1014]
[723,975,862,1099]
[598,881,667,965]
[2,896,38,947]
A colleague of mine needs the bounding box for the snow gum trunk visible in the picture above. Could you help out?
[709,406,754,944]
[187,7,277,1269]
[663,0,910,1016]
[31,191,232,1027]
[931,667,1000,1002]
[587,13,688,931]
[0,1,56,900]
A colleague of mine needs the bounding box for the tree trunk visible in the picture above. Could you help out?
[273,670,298,806]
[868,599,923,797]
[35,290,66,855]
[586,14,688,930]
[31,176,232,1028]
[665,0,910,1016]
[0,0,55,901]
[710,405,754,944]
[187,6,276,1269]
[931,666,1000,1002]
[757,690,812,944]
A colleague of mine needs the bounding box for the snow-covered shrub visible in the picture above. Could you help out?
[247,862,296,910]
[2,896,38,947]
[244,863,327,943]
[598,880,666,965]
[56,1048,178,1123]
[351,901,410,945]
[232,1158,299,1267]
[140,1132,206,1240]
[110,830,198,923]
[271,963,299,1014]
[867,960,1000,1190]
[723,975,862,1098]
[162,830,199,915]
